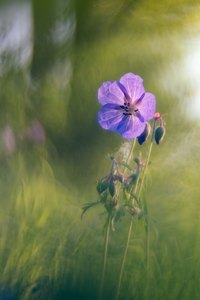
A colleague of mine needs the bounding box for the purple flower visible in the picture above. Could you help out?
[1,126,16,154]
[26,121,45,144]
[97,73,156,139]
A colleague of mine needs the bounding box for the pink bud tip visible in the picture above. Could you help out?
[154,112,161,120]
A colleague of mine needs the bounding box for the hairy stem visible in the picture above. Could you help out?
[126,139,136,167]
[136,120,156,298]
[115,120,156,300]
[144,197,149,271]
[98,214,112,300]
[137,120,156,273]
[137,119,156,200]
[115,217,133,300]
[115,139,136,300]
[99,140,136,299]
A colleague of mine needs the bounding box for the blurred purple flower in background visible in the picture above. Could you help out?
[26,121,45,144]
[97,73,156,139]
[1,126,16,154]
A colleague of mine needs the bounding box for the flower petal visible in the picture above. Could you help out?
[117,115,146,139]
[98,81,125,105]
[97,104,123,131]
[120,73,145,103]
[137,92,156,121]
[98,81,111,105]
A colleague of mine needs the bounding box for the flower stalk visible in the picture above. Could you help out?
[83,72,165,300]
[98,213,112,300]
[115,119,157,300]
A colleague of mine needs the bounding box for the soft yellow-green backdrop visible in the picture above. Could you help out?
[0,0,200,299]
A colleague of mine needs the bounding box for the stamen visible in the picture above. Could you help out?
[123,112,132,116]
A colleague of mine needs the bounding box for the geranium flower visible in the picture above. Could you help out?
[97,73,156,139]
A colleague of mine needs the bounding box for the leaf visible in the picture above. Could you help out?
[81,201,101,219]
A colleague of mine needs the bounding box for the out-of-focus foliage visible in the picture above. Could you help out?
[0,0,200,299]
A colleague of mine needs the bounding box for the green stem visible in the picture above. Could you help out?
[115,217,133,300]
[137,143,153,200]
[115,120,157,300]
[136,120,156,299]
[98,214,112,300]
[137,119,156,200]
[144,197,149,300]
[99,139,136,300]
[137,120,156,273]
[114,139,136,300]
[144,197,149,271]
[126,139,136,167]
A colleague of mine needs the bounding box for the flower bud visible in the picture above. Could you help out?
[109,181,116,197]
[137,123,151,145]
[154,126,165,144]
[96,179,109,194]
[153,112,161,120]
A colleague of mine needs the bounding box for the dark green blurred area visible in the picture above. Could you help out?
[0,0,200,299]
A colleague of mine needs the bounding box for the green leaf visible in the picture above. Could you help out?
[81,201,101,218]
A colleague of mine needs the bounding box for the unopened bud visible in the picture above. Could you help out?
[109,181,116,197]
[154,112,161,120]
[137,123,151,145]
[154,126,165,144]
[96,179,109,194]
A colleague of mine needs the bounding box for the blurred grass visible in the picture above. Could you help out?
[0,0,200,299]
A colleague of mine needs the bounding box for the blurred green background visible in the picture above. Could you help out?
[0,0,200,299]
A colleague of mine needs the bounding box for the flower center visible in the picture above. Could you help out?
[120,101,138,116]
